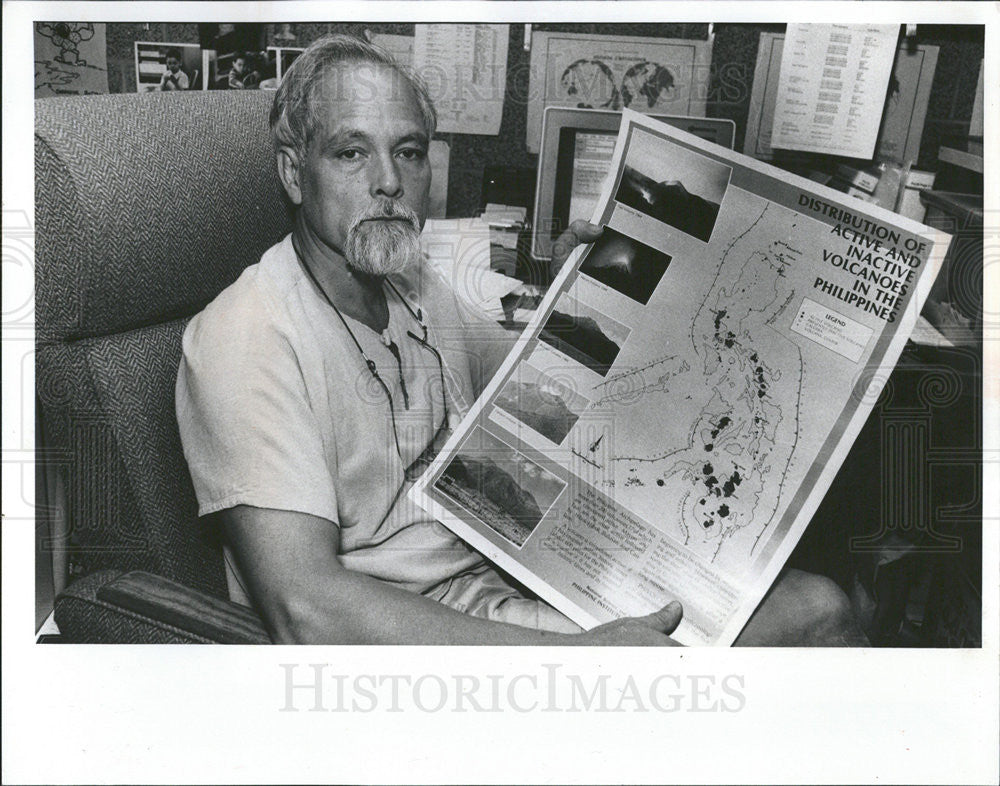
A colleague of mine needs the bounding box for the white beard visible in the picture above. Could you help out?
[344,203,421,277]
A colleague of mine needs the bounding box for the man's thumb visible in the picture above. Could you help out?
[637,600,683,634]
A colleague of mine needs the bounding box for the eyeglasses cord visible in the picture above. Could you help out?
[291,237,449,462]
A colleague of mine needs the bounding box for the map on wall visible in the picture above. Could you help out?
[526,30,712,153]
[34,22,109,97]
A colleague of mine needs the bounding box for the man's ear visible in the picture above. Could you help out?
[276,146,303,205]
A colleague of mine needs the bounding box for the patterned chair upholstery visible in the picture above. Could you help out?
[36,90,291,643]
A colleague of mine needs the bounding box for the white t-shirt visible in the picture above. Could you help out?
[176,234,579,632]
[160,69,189,90]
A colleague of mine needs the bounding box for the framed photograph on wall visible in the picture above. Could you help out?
[199,22,269,89]
[133,41,201,92]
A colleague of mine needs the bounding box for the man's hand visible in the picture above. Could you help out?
[550,219,603,278]
[576,601,684,646]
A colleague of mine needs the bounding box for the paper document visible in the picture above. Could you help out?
[771,24,899,158]
[413,24,509,135]
[370,32,413,66]
[526,30,712,153]
[411,110,950,645]
[482,203,527,227]
[746,32,936,165]
[420,218,522,318]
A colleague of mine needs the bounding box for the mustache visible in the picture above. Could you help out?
[349,201,420,233]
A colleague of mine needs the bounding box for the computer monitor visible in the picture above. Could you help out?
[531,107,736,260]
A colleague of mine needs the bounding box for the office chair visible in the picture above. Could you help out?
[36,90,291,642]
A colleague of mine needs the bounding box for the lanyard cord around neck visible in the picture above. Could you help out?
[385,279,426,340]
[385,278,450,425]
[291,237,403,459]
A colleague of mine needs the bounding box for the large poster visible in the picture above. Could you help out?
[526,30,712,153]
[411,110,951,646]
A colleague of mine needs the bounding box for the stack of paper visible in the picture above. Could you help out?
[420,217,523,320]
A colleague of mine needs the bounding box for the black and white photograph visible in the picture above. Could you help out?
[434,427,567,547]
[199,23,277,89]
[579,225,673,304]
[493,360,591,444]
[538,291,631,375]
[615,127,732,242]
[207,49,269,89]
[8,3,996,784]
[134,41,201,92]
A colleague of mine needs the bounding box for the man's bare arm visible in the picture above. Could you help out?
[221,505,682,646]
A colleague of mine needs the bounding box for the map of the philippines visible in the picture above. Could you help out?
[607,203,809,575]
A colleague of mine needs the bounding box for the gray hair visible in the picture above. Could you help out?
[269,33,437,159]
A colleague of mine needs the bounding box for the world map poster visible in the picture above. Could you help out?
[525,30,712,153]
[411,110,952,645]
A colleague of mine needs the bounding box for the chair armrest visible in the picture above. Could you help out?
[55,570,272,644]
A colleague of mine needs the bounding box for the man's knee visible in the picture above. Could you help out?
[789,570,850,622]
[736,569,868,646]
[779,569,867,646]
